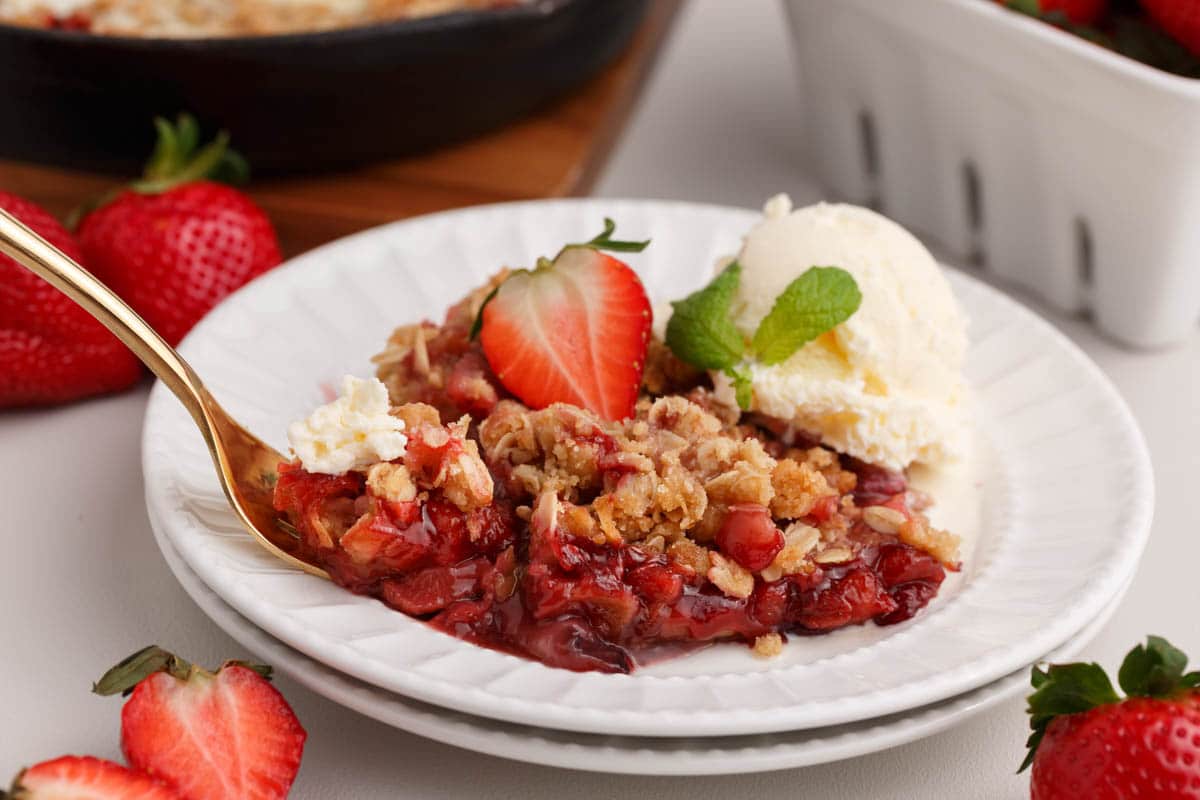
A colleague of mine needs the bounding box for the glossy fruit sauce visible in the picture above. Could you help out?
[273,453,946,674]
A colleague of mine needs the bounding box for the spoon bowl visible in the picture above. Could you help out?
[0,208,329,579]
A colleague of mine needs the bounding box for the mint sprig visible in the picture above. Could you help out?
[752,267,862,365]
[664,262,861,408]
[665,262,745,371]
[727,367,753,410]
[1021,636,1200,772]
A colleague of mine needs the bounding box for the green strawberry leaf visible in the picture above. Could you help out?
[750,266,861,365]
[144,117,185,182]
[469,284,501,341]
[1021,637,1197,773]
[222,660,274,681]
[71,114,250,229]
[93,645,273,698]
[93,645,194,697]
[1021,661,1120,772]
[132,114,249,195]
[665,262,746,371]
[1118,636,1191,698]
[562,217,650,255]
[1005,0,1041,15]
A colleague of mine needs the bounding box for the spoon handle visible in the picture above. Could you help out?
[0,208,211,426]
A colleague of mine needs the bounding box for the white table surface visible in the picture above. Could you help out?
[3,2,1197,797]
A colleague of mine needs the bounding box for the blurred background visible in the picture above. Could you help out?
[1,1,1198,798]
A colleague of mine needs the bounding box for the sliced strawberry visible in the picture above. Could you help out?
[93,646,305,800]
[478,222,651,421]
[7,755,180,799]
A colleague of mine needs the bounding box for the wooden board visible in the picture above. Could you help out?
[0,1,680,257]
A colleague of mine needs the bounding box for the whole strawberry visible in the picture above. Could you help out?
[1141,0,1200,57]
[93,645,306,800]
[77,115,282,347]
[1023,636,1200,799]
[476,218,652,421]
[0,192,142,406]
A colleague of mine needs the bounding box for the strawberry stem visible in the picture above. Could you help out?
[68,113,250,230]
[93,645,273,697]
[1021,636,1198,772]
[131,114,249,195]
[93,645,194,697]
[561,217,650,256]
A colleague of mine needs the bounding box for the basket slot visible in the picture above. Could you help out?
[962,160,985,268]
[1074,217,1094,291]
[857,109,883,211]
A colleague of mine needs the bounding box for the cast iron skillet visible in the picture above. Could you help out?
[0,0,648,174]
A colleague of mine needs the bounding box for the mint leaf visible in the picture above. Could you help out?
[1020,661,1120,772]
[726,366,753,410]
[665,263,745,371]
[1118,636,1190,698]
[751,266,861,366]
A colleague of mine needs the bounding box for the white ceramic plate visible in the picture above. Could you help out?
[152,510,1132,776]
[142,199,1153,737]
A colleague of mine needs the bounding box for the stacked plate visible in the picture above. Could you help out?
[141,200,1154,775]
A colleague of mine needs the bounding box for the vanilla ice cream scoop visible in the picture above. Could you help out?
[716,195,969,470]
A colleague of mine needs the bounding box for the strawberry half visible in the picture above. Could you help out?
[1023,636,1200,799]
[4,755,180,799]
[477,219,652,421]
[93,646,306,800]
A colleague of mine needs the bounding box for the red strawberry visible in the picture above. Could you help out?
[997,0,1107,26]
[478,219,652,421]
[0,192,142,407]
[5,755,180,799]
[1023,636,1200,799]
[1141,0,1200,56]
[716,504,784,572]
[93,646,306,800]
[77,115,281,347]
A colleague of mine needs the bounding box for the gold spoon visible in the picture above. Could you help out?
[0,208,329,580]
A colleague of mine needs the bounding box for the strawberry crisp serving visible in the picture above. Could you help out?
[274,197,970,673]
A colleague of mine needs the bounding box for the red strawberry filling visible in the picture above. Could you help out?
[278,460,946,673]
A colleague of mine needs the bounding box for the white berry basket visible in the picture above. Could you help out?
[784,0,1200,348]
